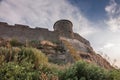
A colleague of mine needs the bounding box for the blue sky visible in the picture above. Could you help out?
[68,0,109,22]
[0,0,120,67]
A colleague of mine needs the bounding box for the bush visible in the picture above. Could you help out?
[28,40,41,48]
[10,38,23,47]
[108,69,120,80]
[18,47,48,68]
[0,62,40,80]
[0,46,120,80]
[0,47,20,63]
[59,60,109,80]
[38,64,59,80]
[0,47,48,66]
[0,47,58,80]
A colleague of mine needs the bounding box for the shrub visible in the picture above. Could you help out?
[0,47,20,63]
[58,65,77,80]
[108,69,120,80]
[0,62,40,80]
[23,48,48,68]
[39,64,59,80]
[10,38,23,47]
[0,46,120,80]
[59,60,109,80]
[28,40,41,48]
[0,47,58,80]
[0,47,48,66]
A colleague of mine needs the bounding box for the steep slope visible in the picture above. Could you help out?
[60,37,113,69]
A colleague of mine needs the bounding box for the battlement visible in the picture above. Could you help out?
[0,22,8,26]
[0,20,90,46]
[14,24,29,29]
[34,27,49,31]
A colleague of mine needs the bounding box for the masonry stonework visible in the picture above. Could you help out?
[0,20,113,69]
[0,20,90,46]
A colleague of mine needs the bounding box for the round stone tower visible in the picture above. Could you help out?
[53,19,74,38]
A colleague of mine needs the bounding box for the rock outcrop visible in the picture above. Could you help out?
[0,20,113,69]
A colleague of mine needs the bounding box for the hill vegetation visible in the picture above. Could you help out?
[0,20,119,80]
[0,40,120,80]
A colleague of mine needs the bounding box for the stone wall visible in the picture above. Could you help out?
[74,33,90,46]
[0,20,90,47]
[0,22,59,42]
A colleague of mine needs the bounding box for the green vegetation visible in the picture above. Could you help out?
[0,41,120,80]
[109,69,120,80]
[59,61,109,80]
[62,39,80,61]
[0,47,58,80]
[10,38,23,47]
[28,40,41,48]
[0,62,40,80]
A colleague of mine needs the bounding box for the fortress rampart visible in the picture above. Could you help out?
[0,20,90,46]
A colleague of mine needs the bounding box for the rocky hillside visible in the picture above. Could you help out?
[0,20,113,69]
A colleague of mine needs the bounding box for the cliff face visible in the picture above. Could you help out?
[0,20,113,69]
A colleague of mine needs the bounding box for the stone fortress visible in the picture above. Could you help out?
[0,19,113,69]
[0,20,90,46]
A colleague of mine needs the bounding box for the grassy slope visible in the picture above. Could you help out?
[0,39,120,80]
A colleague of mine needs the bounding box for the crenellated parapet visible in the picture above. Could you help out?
[0,20,90,46]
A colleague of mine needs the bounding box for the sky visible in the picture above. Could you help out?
[0,0,120,67]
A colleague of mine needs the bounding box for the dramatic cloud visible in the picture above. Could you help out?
[0,0,95,36]
[0,0,120,67]
[105,0,120,32]
[100,0,120,67]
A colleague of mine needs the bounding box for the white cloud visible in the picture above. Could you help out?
[103,43,114,49]
[87,28,120,67]
[0,0,96,36]
[102,0,120,67]
[100,43,120,67]
[1,0,120,68]
[105,0,120,32]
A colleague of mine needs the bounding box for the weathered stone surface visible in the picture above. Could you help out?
[0,20,113,69]
[0,20,90,46]
[53,20,74,38]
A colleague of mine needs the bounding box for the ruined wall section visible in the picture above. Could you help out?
[0,22,59,42]
[0,20,91,47]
